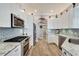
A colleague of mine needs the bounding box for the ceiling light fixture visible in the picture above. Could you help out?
[50,10,54,12]
[49,16,51,18]
[20,9,25,12]
[31,13,34,15]
[34,10,37,12]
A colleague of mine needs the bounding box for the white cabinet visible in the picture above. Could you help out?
[67,8,74,28]
[61,12,69,28]
[0,4,27,27]
[64,10,70,28]
[48,34,58,46]
[57,6,76,29]
[47,18,54,29]
[59,10,72,28]
[47,13,70,29]
[56,18,62,29]
[60,13,65,28]
[72,6,79,28]
[10,4,27,28]
[62,48,72,56]
[48,5,79,29]
[0,4,11,27]
[54,18,60,29]
[10,4,26,21]
[64,5,79,28]
[48,18,61,29]
[6,45,21,56]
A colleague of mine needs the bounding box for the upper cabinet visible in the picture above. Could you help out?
[0,4,27,28]
[10,4,26,21]
[47,17,62,29]
[61,3,79,28]
[47,9,71,29]
[60,7,73,28]
[65,8,73,28]
[0,4,11,27]
[72,5,79,28]
[47,18,54,29]
[48,4,79,29]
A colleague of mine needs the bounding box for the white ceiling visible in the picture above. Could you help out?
[22,3,72,15]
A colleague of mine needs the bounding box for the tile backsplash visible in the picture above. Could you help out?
[60,29,79,36]
[48,29,56,35]
[0,28,23,41]
[48,29,79,37]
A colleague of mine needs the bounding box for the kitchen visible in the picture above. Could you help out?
[0,3,79,56]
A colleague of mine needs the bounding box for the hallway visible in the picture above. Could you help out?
[29,39,62,56]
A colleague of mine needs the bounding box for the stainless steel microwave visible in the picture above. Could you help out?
[11,13,24,28]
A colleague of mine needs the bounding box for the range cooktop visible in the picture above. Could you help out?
[4,36,29,42]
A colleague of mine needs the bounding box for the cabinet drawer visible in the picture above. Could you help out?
[6,45,21,56]
[62,48,72,56]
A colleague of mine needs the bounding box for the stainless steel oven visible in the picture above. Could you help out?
[22,37,29,56]
[23,42,29,55]
[11,13,24,28]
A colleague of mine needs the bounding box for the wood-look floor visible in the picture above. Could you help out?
[28,39,62,56]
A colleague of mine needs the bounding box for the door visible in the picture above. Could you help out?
[33,23,36,46]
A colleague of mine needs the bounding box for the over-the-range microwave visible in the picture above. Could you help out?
[11,13,24,28]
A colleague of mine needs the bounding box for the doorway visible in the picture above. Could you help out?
[38,18,47,40]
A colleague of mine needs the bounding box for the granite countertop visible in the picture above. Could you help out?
[0,42,20,56]
[58,34,79,39]
[61,36,79,56]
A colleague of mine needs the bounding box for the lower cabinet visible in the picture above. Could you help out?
[6,45,21,56]
[58,36,66,50]
[48,35,58,46]
[62,48,72,56]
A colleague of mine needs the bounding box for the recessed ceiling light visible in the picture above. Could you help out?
[34,10,37,12]
[50,10,54,12]
[20,9,25,12]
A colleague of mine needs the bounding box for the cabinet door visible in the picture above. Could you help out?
[48,17,62,29]
[63,12,69,28]
[10,4,26,20]
[6,45,21,56]
[55,18,59,29]
[68,8,74,28]
[10,4,20,17]
[0,4,11,27]
[47,18,54,29]
[72,6,79,28]
[57,18,62,29]
[59,15,65,29]
[48,34,58,46]
[60,12,69,28]
[61,14,66,28]
[65,10,70,28]
[52,18,59,29]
